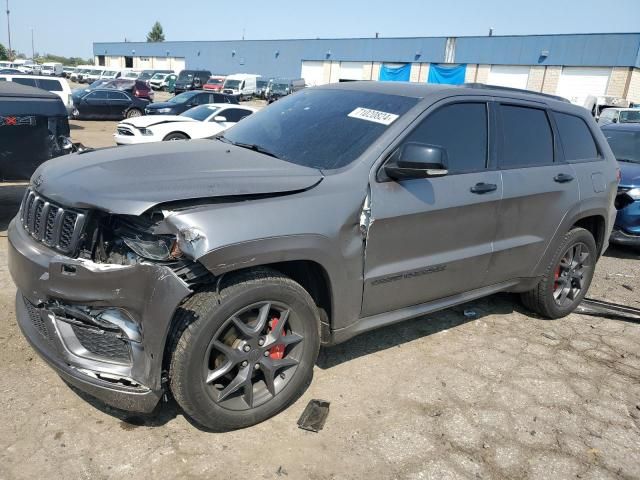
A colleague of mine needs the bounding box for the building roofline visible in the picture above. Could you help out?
[93,31,640,46]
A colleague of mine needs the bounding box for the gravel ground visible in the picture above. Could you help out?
[1,142,639,478]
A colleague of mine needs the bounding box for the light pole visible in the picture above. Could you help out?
[5,0,12,60]
[30,27,34,60]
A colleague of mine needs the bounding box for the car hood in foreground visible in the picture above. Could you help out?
[31,140,323,215]
[119,115,197,128]
[619,161,640,188]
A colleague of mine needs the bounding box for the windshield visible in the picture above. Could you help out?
[224,79,241,89]
[168,90,199,104]
[103,70,117,76]
[619,111,640,123]
[222,89,418,170]
[604,130,640,163]
[178,71,194,81]
[207,78,223,84]
[123,71,139,79]
[272,82,289,92]
[138,71,154,80]
[151,73,165,80]
[181,105,220,121]
[42,65,53,71]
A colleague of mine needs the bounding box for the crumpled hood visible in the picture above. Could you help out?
[619,161,640,188]
[120,115,196,128]
[145,101,178,110]
[31,140,323,215]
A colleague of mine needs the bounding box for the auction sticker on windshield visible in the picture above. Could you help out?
[348,107,399,126]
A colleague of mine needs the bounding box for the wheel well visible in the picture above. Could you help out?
[572,215,605,255]
[268,260,333,330]
[163,131,191,141]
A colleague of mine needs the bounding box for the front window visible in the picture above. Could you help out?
[178,71,194,81]
[224,79,241,89]
[271,82,289,93]
[168,91,199,104]
[181,105,220,121]
[207,78,223,85]
[603,130,640,164]
[619,111,640,123]
[151,73,165,81]
[222,88,418,170]
[138,71,154,80]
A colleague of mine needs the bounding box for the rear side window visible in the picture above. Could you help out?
[554,112,599,161]
[221,108,252,122]
[12,77,37,87]
[499,105,553,168]
[404,102,488,173]
[108,91,129,100]
[38,79,63,92]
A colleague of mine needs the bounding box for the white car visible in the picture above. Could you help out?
[0,74,73,114]
[114,103,256,145]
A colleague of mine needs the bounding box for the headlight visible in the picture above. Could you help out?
[627,188,640,200]
[122,235,180,261]
[138,127,154,136]
[157,108,172,113]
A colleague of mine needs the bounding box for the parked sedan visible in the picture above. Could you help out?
[603,123,640,247]
[114,103,256,145]
[144,90,237,115]
[71,89,149,120]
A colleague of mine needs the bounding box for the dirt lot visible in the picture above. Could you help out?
[1,146,640,478]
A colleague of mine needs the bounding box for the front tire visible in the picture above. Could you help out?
[169,268,320,431]
[163,132,189,141]
[521,227,597,319]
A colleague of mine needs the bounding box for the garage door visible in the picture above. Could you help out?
[338,62,366,81]
[487,65,530,89]
[153,57,170,70]
[301,61,325,86]
[556,67,610,102]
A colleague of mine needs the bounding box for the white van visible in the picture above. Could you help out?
[41,62,63,77]
[85,67,105,83]
[71,65,93,83]
[222,73,261,100]
[100,69,123,80]
[0,74,73,114]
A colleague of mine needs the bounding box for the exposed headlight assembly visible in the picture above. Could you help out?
[122,234,180,261]
[157,108,172,113]
[138,127,154,136]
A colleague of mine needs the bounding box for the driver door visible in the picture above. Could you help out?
[361,101,502,317]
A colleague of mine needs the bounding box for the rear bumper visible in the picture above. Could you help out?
[8,218,192,412]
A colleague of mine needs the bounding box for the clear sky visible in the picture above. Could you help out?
[3,0,640,58]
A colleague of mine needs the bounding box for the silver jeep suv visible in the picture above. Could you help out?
[8,82,618,430]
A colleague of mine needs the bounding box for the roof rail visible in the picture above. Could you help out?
[462,83,570,103]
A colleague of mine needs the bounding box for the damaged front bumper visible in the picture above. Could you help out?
[8,218,192,413]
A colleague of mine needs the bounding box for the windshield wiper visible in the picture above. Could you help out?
[617,158,640,164]
[216,136,280,159]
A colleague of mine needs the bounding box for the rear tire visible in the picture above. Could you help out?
[169,268,320,431]
[521,227,597,319]
[163,132,189,141]
[125,108,142,118]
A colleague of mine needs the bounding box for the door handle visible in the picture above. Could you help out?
[470,182,497,194]
[554,173,574,183]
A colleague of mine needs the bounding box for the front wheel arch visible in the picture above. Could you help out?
[162,131,191,141]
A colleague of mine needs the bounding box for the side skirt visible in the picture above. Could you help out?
[329,279,521,345]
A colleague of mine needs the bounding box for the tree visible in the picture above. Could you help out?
[0,43,7,61]
[146,22,165,42]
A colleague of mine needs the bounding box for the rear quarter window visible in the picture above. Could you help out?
[499,105,554,168]
[12,77,37,88]
[38,79,63,92]
[554,112,599,162]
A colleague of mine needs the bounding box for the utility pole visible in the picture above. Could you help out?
[30,27,34,60]
[5,0,11,60]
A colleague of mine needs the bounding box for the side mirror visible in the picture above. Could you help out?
[384,143,448,180]
[214,115,227,122]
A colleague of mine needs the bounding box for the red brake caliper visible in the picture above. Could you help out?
[554,265,561,289]
[268,316,285,360]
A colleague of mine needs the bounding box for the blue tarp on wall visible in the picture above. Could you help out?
[379,63,411,82]
[427,64,467,85]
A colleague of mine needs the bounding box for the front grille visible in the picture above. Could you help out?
[23,296,51,342]
[71,324,131,362]
[117,127,134,136]
[20,188,85,254]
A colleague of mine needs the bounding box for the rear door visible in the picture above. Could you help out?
[486,102,580,283]
[107,90,132,119]
[362,100,503,316]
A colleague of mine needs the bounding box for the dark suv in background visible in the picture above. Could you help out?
[173,69,212,95]
[143,90,238,115]
[8,82,617,431]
